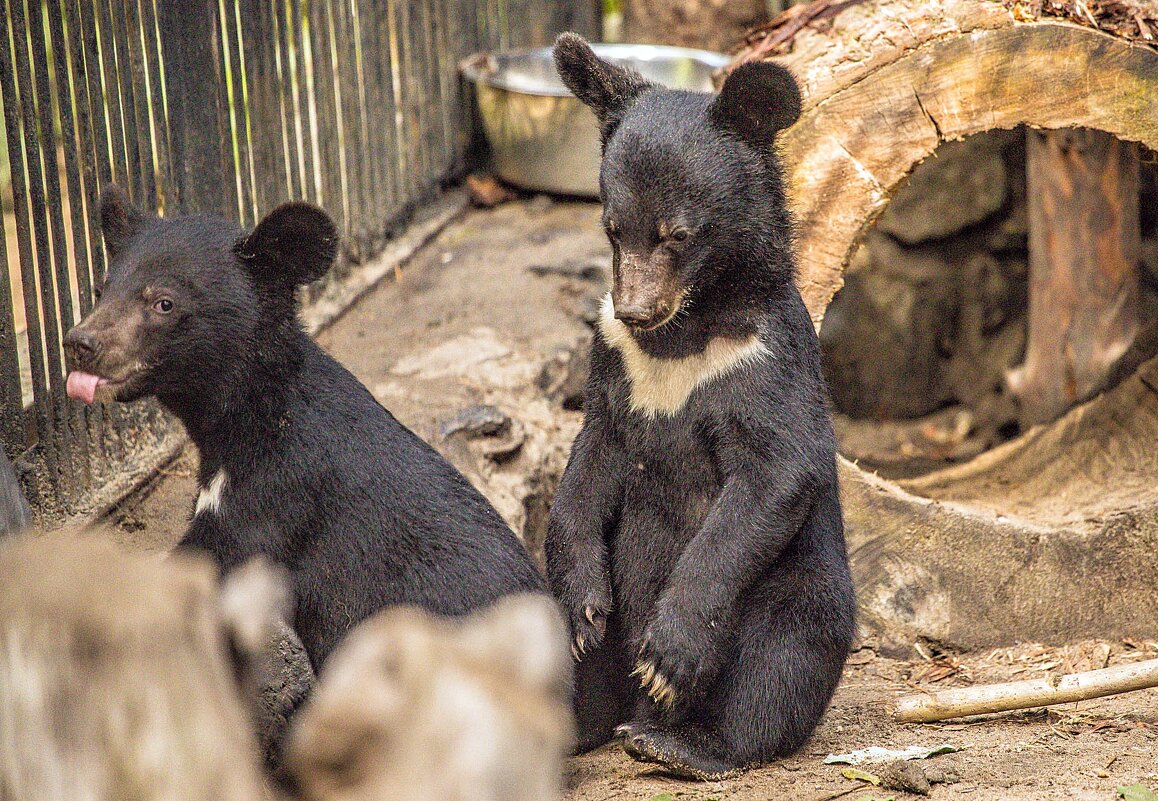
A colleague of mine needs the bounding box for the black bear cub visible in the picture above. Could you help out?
[64,189,546,670]
[546,34,856,779]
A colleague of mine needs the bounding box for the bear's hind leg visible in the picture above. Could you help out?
[573,617,634,752]
[616,721,740,780]
[708,582,853,768]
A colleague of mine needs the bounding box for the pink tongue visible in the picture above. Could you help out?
[66,371,106,405]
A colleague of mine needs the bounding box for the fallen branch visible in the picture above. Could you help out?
[895,658,1158,723]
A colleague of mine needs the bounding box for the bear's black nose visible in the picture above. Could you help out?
[614,304,655,327]
[64,327,101,366]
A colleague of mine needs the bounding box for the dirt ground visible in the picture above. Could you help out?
[102,198,1158,800]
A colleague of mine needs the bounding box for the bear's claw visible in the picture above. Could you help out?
[568,600,608,661]
[632,659,677,709]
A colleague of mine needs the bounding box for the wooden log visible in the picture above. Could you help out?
[727,0,1158,647]
[622,0,770,52]
[843,356,1158,650]
[895,658,1158,723]
[730,0,1158,329]
[1007,129,1141,427]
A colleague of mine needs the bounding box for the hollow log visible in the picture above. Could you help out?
[732,0,1158,329]
[1007,129,1141,427]
[843,355,1158,649]
[733,0,1158,647]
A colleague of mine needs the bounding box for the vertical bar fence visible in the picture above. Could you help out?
[0,0,599,521]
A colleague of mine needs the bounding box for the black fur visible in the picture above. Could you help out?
[553,33,652,145]
[66,191,546,669]
[548,35,855,777]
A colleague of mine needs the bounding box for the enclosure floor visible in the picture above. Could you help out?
[100,197,1158,799]
[570,639,1158,801]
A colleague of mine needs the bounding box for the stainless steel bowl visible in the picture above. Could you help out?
[462,43,729,197]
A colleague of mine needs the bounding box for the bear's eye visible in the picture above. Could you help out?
[669,228,690,243]
[153,298,174,314]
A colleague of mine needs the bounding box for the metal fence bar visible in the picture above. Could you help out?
[0,176,22,453]
[6,0,64,494]
[72,0,117,472]
[0,0,597,521]
[46,0,95,490]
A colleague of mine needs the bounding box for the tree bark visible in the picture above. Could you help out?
[726,0,1158,329]
[622,0,769,52]
[1005,129,1141,427]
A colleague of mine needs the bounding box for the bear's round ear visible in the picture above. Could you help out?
[235,202,338,291]
[100,184,150,260]
[554,32,651,144]
[710,61,802,147]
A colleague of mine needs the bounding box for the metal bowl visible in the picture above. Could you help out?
[462,43,729,197]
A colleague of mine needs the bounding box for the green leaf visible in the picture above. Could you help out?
[648,794,675,801]
[1117,785,1158,801]
[841,768,882,785]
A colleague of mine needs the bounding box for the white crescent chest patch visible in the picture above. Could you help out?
[597,294,770,418]
[195,469,229,517]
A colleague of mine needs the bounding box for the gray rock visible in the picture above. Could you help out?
[440,404,512,440]
[537,337,591,411]
[878,136,1007,245]
[878,759,931,795]
[860,229,953,283]
[475,420,526,464]
[942,254,1027,414]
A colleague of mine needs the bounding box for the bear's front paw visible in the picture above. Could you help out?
[633,609,720,710]
[564,581,612,661]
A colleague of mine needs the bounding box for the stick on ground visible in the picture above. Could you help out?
[895,658,1158,723]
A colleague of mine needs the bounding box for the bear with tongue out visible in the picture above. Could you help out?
[64,187,547,671]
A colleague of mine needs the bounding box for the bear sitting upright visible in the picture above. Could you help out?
[63,189,547,670]
[546,34,856,779]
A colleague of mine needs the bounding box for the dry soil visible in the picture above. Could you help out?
[103,198,1158,801]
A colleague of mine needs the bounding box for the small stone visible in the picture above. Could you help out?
[537,338,591,411]
[877,759,932,796]
[440,404,512,440]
